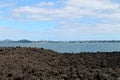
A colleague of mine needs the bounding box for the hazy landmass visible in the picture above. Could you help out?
[0,39,120,43]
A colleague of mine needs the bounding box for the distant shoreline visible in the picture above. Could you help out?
[1,39,120,43]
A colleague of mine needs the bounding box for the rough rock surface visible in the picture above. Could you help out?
[0,47,120,80]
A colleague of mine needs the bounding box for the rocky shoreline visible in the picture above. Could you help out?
[0,47,120,80]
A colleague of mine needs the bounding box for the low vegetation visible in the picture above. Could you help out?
[0,47,120,80]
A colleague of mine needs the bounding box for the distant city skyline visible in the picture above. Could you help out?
[0,0,120,40]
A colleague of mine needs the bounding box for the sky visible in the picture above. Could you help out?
[0,0,120,41]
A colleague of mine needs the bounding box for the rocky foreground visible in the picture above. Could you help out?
[0,47,120,80]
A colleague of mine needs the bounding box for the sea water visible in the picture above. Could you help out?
[0,42,120,53]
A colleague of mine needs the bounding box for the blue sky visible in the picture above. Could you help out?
[0,0,120,41]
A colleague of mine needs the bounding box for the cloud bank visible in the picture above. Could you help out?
[0,0,120,40]
[12,0,120,20]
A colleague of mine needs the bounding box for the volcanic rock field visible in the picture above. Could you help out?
[0,47,120,80]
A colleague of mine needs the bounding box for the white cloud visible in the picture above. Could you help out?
[14,21,115,40]
[0,3,14,7]
[27,15,53,20]
[13,6,52,14]
[0,16,3,19]
[37,2,54,7]
[0,26,43,40]
[0,26,21,39]
[11,0,120,21]
[66,0,119,10]
[47,23,120,37]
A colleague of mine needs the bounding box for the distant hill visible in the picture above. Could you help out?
[16,39,32,43]
[0,39,32,43]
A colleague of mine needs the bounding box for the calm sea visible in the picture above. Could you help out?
[0,42,120,53]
